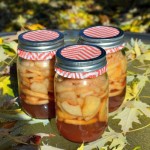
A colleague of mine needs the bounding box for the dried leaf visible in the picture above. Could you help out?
[2,121,17,129]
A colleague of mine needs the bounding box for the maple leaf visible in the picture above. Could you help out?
[124,75,149,101]
[137,51,150,64]
[84,127,127,150]
[25,24,45,30]
[77,143,84,150]
[0,76,14,97]
[113,101,150,133]
[113,106,141,133]
[0,47,9,62]
[0,102,49,125]
[134,39,141,57]
[0,108,52,127]
[125,38,150,61]
[0,108,31,120]
[13,15,27,27]
[144,67,150,76]
[136,75,149,90]
[103,127,128,149]
[0,37,3,44]
[133,101,150,118]
[3,41,18,54]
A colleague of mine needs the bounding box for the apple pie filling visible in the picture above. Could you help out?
[54,73,109,142]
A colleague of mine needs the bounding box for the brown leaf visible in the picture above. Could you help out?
[99,14,110,25]
[2,121,17,129]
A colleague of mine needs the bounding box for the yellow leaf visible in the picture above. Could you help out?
[25,24,45,30]
[134,40,141,57]
[138,51,150,63]
[0,37,3,44]
[77,143,84,150]
[15,15,27,27]
[26,9,34,15]
[0,76,14,96]
[0,47,9,62]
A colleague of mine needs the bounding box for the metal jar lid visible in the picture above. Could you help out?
[79,26,124,48]
[55,44,106,73]
[18,30,64,52]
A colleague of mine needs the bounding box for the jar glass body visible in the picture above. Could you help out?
[78,39,127,112]
[17,57,55,119]
[54,73,109,143]
[107,50,127,112]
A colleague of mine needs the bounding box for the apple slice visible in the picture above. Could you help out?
[61,101,82,116]
[57,91,78,105]
[82,96,100,119]
[30,82,48,94]
[99,99,108,122]
[57,109,76,120]
[64,118,98,125]
[76,98,84,107]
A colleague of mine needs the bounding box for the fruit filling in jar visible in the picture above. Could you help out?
[55,44,109,143]
[79,26,127,112]
[17,30,64,119]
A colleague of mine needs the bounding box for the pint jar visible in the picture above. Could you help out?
[17,30,64,119]
[54,44,109,143]
[78,26,127,112]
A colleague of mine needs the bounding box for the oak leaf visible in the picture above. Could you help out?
[113,101,150,133]
[84,127,127,150]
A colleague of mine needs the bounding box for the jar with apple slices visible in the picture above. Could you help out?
[17,30,64,119]
[54,44,109,143]
[78,26,127,112]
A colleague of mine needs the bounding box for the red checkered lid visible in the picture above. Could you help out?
[79,26,124,54]
[61,45,101,60]
[83,26,120,38]
[55,45,107,79]
[18,30,64,60]
[23,30,59,41]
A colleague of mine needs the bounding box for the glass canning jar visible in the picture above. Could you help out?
[54,44,109,143]
[17,30,64,119]
[78,26,127,112]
